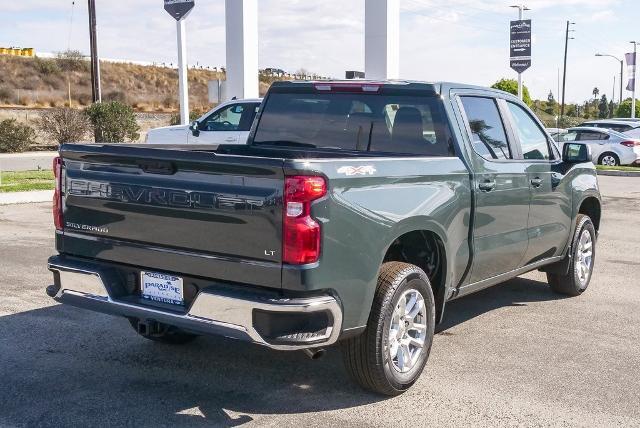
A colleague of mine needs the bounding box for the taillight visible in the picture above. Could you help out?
[620,140,640,147]
[283,175,327,264]
[52,156,63,231]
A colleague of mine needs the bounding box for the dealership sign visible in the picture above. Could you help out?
[510,19,531,73]
[164,0,195,21]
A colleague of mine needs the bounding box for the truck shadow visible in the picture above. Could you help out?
[438,276,565,333]
[0,275,562,427]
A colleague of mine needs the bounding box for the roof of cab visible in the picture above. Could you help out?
[269,79,517,99]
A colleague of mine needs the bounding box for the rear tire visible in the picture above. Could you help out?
[128,318,198,345]
[598,152,620,167]
[547,214,596,296]
[341,262,435,396]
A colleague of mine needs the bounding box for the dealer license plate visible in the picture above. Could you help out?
[140,271,184,306]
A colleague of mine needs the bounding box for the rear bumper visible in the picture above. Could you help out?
[47,256,343,350]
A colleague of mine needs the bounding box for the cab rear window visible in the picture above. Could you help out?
[253,92,454,156]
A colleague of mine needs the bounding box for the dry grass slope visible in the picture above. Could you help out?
[0,55,233,112]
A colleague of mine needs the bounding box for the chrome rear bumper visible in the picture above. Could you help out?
[48,256,342,350]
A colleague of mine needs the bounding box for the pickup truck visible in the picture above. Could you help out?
[47,80,601,396]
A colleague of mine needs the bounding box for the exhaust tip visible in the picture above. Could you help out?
[303,348,326,360]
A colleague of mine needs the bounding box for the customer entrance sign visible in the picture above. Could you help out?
[510,19,532,73]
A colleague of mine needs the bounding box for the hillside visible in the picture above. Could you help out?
[0,55,273,112]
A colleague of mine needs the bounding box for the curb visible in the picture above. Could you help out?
[0,190,53,205]
[596,169,640,177]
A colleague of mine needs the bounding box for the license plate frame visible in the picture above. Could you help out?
[140,271,184,306]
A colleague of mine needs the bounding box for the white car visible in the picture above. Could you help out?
[146,99,262,145]
[562,127,640,166]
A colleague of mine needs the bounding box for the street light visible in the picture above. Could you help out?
[595,53,623,107]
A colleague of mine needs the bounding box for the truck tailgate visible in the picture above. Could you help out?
[58,144,284,288]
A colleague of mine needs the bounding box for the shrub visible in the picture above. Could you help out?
[0,86,14,103]
[34,57,61,76]
[0,119,36,153]
[36,108,90,145]
[85,101,140,143]
[169,108,206,126]
[56,50,89,72]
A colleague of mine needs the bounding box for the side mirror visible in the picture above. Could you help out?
[562,142,592,164]
[189,121,200,137]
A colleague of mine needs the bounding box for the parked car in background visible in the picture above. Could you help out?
[546,127,567,142]
[611,117,640,122]
[579,119,640,133]
[561,126,640,166]
[146,99,262,144]
[623,127,640,140]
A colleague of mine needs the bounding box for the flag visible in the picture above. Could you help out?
[626,52,636,92]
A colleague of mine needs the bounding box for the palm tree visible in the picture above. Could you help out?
[592,87,600,100]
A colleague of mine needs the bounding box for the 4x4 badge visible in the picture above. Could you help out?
[337,166,376,176]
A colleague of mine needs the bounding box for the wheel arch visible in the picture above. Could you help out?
[380,226,449,324]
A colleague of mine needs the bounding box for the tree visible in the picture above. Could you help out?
[490,78,532,106]
[592,87,599,100]
[615,98,640,118]
[598,94,609,119]
[545,90,557,115]
[36,108,90,145]
[0,119,36,153]
[85,101,140,143]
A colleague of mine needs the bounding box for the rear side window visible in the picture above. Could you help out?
[253,92,453,156]
[577,131,608,141]
[460,96,511,160]
[506,102,551,160]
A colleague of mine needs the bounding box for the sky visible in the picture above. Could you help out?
[2,0,640,104]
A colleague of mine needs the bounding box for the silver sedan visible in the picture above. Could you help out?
[561,127,640,166]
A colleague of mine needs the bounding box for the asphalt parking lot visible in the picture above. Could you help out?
[1,175,639,427]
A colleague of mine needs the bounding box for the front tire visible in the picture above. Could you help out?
[547,214,596,296]
[341,262,435,396]
[598,152,620,167]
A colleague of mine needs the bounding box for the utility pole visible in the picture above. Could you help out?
[560,21,575,118]
[88,0,101,103]
[596,53,624,112]
[510,4,530,100]
[630,41,637,119]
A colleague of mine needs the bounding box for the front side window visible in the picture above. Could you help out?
[200,104,243,132]
[460,96,511,160]
[506,102,551,160]
[253,91,453,156]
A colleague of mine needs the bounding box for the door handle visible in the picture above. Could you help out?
[478,179,496,192]
[225,137,238,142]
[530,177,543,188]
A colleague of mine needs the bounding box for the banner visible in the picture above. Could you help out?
[510,20,532,73]
[626,52,636,92]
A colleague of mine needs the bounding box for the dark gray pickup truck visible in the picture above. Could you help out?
[47,81,601,395]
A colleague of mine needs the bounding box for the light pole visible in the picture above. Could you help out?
[595,53,623,110]
[510,4,530,100]
[560,21,575,118]
[630,41,637,119]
